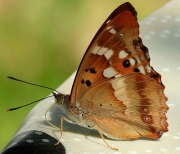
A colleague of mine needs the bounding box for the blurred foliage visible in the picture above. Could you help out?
[0,0,169,150]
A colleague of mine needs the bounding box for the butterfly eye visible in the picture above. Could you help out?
[53,93,65,105]
[59,98,63,104]
[60,96,65,105]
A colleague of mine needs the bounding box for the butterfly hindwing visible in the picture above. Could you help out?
[80,73,168,139]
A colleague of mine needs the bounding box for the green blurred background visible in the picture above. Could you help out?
[0,0,169,150]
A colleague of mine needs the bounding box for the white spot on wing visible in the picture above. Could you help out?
[104,49,113,60]
[129,58,136,65]
[97,47,108,55]
[120,33,123,36]
[111,78,127,100]
[115,74,121,78]
[138,65,145,74]
[103,67,117,78]
[107,26,112,30]
[109,28,116,34]
[134,55,141,64]
[106,20,111,24]
[146,65,151,73]
[111,79,124,90]
[92,46,100,54]
[119,50,128,59]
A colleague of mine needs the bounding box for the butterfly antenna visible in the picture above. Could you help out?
[7,95,53,111]
[7,76,60,94]
[7,76,60,111]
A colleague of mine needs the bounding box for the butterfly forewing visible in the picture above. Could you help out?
[70,3,163,104]
[70,3,137,103]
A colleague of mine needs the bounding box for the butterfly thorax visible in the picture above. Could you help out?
[54,93,94,129]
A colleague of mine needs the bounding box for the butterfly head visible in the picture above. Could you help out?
[52,92,65,105]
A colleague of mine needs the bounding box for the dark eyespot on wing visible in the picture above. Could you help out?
[141,45,150,61]
[86,80,91,87]
[133,39,139,50]
[90,68,96,74]
[134,67,140,72]
[123,60,130,68]
[81,79,85,84]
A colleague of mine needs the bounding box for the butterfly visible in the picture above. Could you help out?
[53,2,169,150]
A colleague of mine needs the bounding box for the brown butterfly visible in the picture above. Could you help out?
[53,2,169,150]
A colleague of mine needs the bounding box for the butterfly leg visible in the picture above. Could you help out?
[96,126,118,151]
[55,115,74,146]
[45,103,60,129]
